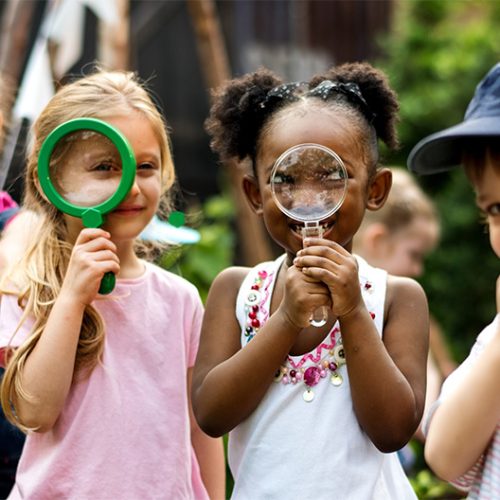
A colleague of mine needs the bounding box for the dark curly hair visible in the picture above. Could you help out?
[205,62,399,173]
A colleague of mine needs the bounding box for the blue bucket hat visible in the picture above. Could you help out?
[408,63,500,175]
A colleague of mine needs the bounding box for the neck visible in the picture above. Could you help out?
[115,239,144,279]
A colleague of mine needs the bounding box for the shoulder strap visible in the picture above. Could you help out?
[355,254,387,336]
[235,255,285,330]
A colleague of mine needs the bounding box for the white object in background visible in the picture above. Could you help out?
[140,215,201,245]
[12,38,54,121]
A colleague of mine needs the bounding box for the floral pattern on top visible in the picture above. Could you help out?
[243,263,376,402]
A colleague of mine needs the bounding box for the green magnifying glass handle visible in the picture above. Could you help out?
[99,272,116,295]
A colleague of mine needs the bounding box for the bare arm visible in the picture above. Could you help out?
[295,239,429,452]
[0,210,40,278]
[188,368,226,499]
[192,264,331,437]
[425,275,500,480]
[12,296,84,431]
[428,315,457,378]
[341,276,428,451]
[12,228,119,431]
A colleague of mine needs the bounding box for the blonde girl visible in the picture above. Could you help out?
[0,70,224,499]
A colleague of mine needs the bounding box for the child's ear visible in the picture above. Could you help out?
[242,174,263,215]
[366,168,392,211]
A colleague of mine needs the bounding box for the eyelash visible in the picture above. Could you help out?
[137,162,158,170]
[486,203,500,216]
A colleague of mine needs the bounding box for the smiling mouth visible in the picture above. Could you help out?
[290,220,335,237]
[113,206,143,214]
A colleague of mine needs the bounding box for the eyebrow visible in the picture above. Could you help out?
[136,151,161,163]
[475,191,500,207]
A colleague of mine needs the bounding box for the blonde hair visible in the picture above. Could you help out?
[1,70,175,430]
[360,168,438,235]
[0,74,15,150]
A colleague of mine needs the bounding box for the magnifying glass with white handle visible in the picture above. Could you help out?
[270,143,348,327]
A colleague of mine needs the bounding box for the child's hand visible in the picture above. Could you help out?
[293,238,362,318]
[60,228,120,305]
[278,262,332,329]
[497,274,500,315]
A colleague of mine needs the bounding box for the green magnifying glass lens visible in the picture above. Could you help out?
[50,130,122,208]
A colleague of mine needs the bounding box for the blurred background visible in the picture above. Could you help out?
[1,1,499,497]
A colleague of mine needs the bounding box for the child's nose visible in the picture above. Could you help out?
[127,179,141,197]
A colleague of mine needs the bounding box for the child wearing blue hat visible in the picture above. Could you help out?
[408,62,500,499]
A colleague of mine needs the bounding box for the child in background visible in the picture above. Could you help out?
[353,168,439,280]
[0,206,35,498]
[0,70,225,499]
[0,85,25,500]
[192,62,429,499]
[408,62,500,499]
[353,168,456,441]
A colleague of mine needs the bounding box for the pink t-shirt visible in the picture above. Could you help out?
[0,261,209,500]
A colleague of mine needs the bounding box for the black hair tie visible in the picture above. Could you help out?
[308,80,375,123]
[259,79,375,123]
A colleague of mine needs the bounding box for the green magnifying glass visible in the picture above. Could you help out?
[38,117,137,294]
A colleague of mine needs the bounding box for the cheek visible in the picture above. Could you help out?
[489,223,500,258]
[142,175,162,198]
[388,245,421,277]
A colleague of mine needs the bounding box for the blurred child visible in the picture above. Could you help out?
[0,70,225,499]
[0,103,25,500]
[353,168,456,439]
[408,62,500,499]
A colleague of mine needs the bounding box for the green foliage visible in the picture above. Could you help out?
[160,193,236,303]
[410,469,464,499]
[380,0,500,165]
[379,0,500,360]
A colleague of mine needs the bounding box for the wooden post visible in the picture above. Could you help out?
[0,0,37,151]
[98,0,130,71]
[187,0,274,266]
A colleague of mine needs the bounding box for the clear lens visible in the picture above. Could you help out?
[271,144,347,222]
[50,130,122,207]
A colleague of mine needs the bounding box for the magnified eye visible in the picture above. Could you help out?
[94,162,113,172]
[92,160,121,174]
[322,168,345,181]
[273,172,295,185]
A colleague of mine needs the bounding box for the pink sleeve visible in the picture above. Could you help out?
[0,191,18,211]
[450,455,484,492]
[0,294,33,366]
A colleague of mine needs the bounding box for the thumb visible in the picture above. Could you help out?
[496,275,500,314]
